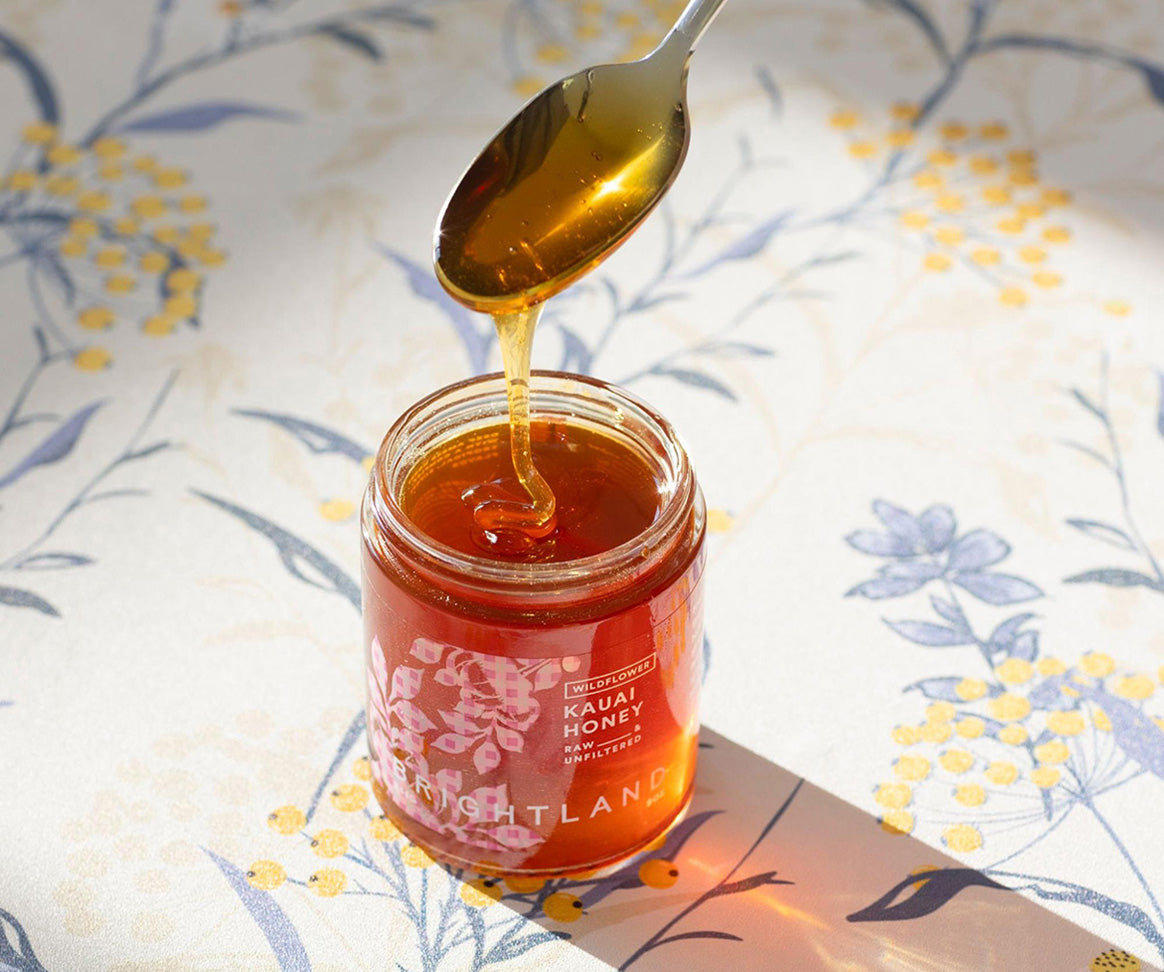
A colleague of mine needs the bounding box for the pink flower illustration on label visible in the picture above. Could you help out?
[367,635,563,850]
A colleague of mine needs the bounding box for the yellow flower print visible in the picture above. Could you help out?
[998,286,1028,308]
[980,121,1008,140]
[310,829,350,858]
[938,749,974,774]
[923,252,952,272]
[638,858,679,889]
[178,195,207,213]
[1046,710,1085,735]
[1029,766,1061,789]
[1114,675,1154,700]
[1080,653,1116,677]
[369,815,401,841]
[5,169,37,191]
[1041,187,1071,206]
[830,108,860,129]
[77,306,115,330]
[886,129,915,148]
[329,784,368,812]
[542,892,584,922]
[891,102,919,121]
[913,170,942,189]
[942,824,982,853]
[934,193,964,213]
[104,274,136,295]
[92,137,126,159]
[995,658,1033,684]
[955,716,985,740]
[933,226,964,246]
[900,210,929,230]
[1017,245,1046,264]
[1102,300,1131,317]
[998,723,1028,746]
[45,174,79,196]
[21,120,58,144]
[920,721,953,743]
[1042,226,1071,244]
[72,347,112,372]
[939,121,968,141]
[1032,271,1061,289]
[152,167,187,189]
[985,761,1018,786]
[462,880,502,906]
[505,875,545,893]
[848,140,878,160]
[1033,740,1069,764]
[892,724,923,745]
[954,783,986,807]
[266,805,306,835]
[139,251,170,274]
[928,148,957,167]
[980,185,1011,205]
[319,499,355,522]
[969,155,998,175]
[971,247,1001,266]
[987,692,1031,721]
[1089,950,1142,972]
[880,809,914,835]
[874,783,912,809]
[132,195,167,219]
[894,754,931,781]
[59,236,87,258]
[246,860,285,890]
[926,701,956,723]
[94,247,125,269]
[142,315,176,337]
[76,191,111,213]
[955,678,987,701]
[1037,657,1067,675]
[308,868,347,897]
[46,143,82,167]
[351,756,371,781]
[166,268,201,294]
[400,844,435,868]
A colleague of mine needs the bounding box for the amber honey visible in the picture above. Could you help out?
[362,373,705,875]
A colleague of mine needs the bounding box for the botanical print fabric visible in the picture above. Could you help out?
[2,0,1163,969]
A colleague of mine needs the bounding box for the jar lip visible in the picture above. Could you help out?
[369,370,696,593]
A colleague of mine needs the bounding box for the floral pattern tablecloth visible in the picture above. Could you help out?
[3,0,1164,969]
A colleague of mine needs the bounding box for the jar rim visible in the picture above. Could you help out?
[367,370,698,597]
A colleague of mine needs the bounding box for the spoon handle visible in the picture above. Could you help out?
[670,0,729,50]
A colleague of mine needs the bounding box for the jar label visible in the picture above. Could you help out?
[363,563,703,870]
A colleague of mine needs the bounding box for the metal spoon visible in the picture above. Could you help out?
[434,0,729,314]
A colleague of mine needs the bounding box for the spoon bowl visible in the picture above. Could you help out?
[434,0,727,314]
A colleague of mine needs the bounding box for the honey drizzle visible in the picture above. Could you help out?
[465,307,557,553]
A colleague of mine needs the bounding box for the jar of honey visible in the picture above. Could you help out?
[361,371,705,876]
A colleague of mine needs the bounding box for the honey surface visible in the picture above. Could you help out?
[399,418,662,562]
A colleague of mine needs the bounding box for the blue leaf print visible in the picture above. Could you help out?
[929,594,965,626]
[0,904,48,972]
[1064,568,1164,592]
[845,529,915,557]
[0,401,104,490]
[847,869,1006,923]
[950,571,1042,605]
[194,491,360,610]
[1157,371,1164,437]
[1143,63,1164,106]
[375,244,492,374]
[947,529,1010,571]
[880,560,944,583]
[846,576,926,599]
[904,676,969,701]
[305,709,366,823]
[884,620,972,647]
[1066,519,1136,551]
[987,613,1036,651]
[317,25,382,60]
[707,341,775,358]
[918,505,956,553]
[555,325,594,374]
[233,409,371,463]
[118,101,298,133]
[681,212,790,279]
[14,551,94,570]
[1009,630,1039,661]
[0,586,59,617]
[204,850,311,972]
[0,27,59,123]
[1005,875,1164,955]
[872,500,925,550]
[1087,689,1164,779]
[650,367,736,401]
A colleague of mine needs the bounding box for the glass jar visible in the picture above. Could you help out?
[361,371,705,876]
